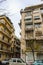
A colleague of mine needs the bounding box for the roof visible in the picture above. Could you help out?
[20,4,43,13]
[24,4,43,10]
[0,15,13,24]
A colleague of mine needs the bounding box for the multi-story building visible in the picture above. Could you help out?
[14,36,21,58]
[19,4,43,63]
[0,15,15,60]
[11,34,21,58]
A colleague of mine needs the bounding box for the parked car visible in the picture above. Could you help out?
[1,58,9,65]
[31,60,43,65]
[9,58,27,65]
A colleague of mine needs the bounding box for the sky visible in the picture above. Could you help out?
[0,0,43,38]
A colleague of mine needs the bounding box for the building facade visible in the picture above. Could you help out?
[0,15,15,60]
[14,36,21,58]
[19,4,43,63]
[10,34,21,58]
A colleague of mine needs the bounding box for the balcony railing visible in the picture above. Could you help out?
[25,36,34,40]
[0,20,5,24]
[0,28,11,38]
[0,21,13,33]
[25,16,32,20]
[25,20,32,24]
[35,36,43,40]
[6,24,13,33]
[25,26,34,31]
[0,38,10,46]
[0,48,11,53]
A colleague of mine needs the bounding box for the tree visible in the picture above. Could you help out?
[26,40,35,61]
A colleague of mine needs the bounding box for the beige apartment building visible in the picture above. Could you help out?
[10,34,21,58]
[0,15,15,60]
[19,4,43,63]
[14,36,21,58]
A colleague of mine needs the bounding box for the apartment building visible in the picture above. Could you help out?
[14,36,21,58]
[19,4,43,63]
[10,33,21,58]
[0,15,15,60]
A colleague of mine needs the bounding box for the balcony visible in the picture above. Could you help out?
[4,16,13,28]
[0,19,5,25]
[0,21,13,33]
[35,29,42,35]
[41,9,43,15]
[25,26,34,32]
[0,28,11,38]
[25,20,33,24]
[6,24,13,33]
[25,36,34,40]
[34,16,42,24]
[34,19,42,24]
[35,36,43,40]
[25,16,32,24]
[0,49,11,53]
[26,47,32,51]
[25,16,32,19]
[0,37,10,46]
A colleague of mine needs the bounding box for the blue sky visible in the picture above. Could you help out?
[0,0,43,38]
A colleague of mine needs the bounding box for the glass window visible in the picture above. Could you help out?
[34,16,40,20]
[25,18,32,21]
[17,60,22,63]
[13,60,16,62]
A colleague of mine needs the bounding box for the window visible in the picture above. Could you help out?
[24,18,32,21]
[34,16,40,20]
[13,60,16,62]
[17,60,22,63]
